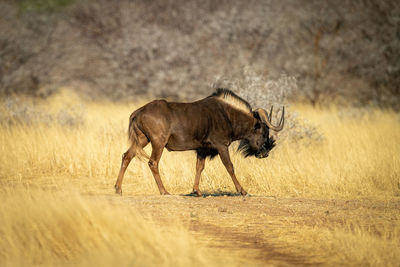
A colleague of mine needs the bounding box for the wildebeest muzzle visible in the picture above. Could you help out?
[238,136,276,159]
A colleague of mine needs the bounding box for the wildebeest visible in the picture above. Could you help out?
[115,88,284,196]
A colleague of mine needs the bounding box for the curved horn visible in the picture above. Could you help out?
[268,106,273,121]
[255,106,285,132]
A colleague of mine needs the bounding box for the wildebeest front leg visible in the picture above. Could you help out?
[148,143,170,195]
[192,156,205,197]
[217,146,248,196]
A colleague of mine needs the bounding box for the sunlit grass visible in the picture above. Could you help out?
[0,187,223,267]
[1,91,399,198]
[0,91,399,266]
[271,219,400,266]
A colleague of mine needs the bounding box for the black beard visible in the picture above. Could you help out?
[237,136,276,158]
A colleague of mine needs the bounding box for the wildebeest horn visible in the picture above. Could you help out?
[255,106,285,132]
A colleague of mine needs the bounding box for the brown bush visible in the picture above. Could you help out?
[0,0,399,108]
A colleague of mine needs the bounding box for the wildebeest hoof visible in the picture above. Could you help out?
[160,191,170,195]
[115,185,122,195]
[192,190,203,197]
[240,189,248,196]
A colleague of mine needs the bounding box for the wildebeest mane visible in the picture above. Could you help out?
[210,88,252,114]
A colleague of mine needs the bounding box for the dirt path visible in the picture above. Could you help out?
[106,194,400,266]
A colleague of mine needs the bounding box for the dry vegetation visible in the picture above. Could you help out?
[1,0,399,107]
[0,188,227,267]
[0,91,399,266]
[1,1,399,265]
[1,90,399,198]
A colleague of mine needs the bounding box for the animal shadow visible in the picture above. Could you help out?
[182,191,248,197]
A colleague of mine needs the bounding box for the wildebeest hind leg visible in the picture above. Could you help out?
[192,156,205,197]
[114,147,134,195]
[114,135,149,195]
[148,143,170,195]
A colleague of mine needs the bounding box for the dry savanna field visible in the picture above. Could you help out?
[1,90,399,266]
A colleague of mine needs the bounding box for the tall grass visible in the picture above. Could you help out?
[0,91,399,266]
[0,187,223,267]
[0,91,399,198]
[272,220,400,266]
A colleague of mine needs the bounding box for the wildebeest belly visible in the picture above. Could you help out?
[165,136,218,159]
[165,133,202,151]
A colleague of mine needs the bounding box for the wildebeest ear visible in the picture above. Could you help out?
[254,122,261,130]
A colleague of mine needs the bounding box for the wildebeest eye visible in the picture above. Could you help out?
[254,122,261,130]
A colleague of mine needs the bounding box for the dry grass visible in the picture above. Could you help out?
[0,187,225,267]
[1,91,399,198]
[0,90,399,266]
[271,200,400,266]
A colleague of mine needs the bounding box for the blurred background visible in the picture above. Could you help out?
[1,0,399,108]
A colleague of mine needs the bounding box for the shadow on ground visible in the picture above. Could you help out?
[182,191,245,197]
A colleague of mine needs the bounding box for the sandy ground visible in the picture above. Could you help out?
[104,193,400,266]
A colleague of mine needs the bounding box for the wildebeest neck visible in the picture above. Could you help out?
[218,101,256,141]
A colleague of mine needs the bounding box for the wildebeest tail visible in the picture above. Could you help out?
[128,111,149,161]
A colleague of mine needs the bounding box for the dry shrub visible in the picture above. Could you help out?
[212,69,323,144]
[1,0,399,108]
[0,90,86,126]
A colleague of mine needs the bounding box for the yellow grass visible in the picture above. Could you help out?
[0,90,399,266]
[0,187,224,267]
[272,220,400,266]
[1,91,399,198]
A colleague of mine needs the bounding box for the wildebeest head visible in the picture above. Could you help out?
[238,106,284,158]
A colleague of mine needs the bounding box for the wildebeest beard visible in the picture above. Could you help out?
[237,136,276,158]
